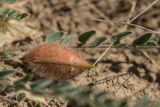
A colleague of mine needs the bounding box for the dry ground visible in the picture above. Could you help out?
[0,0,160,107]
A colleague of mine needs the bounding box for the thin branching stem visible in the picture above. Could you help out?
[75,45,160,49]
[130,0,160,22]
[93,42,113,66]
[90,18,160,34]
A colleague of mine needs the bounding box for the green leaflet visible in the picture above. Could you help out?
[0,8,28,21]
[112,31,132,45]
[0,0,16,4]
[0,70,14,80]
[89,37,106,47]
[133,33,152,46]
[45,32,64,43]
[79,30,96,44]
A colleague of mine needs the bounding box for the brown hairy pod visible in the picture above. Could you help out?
[22,43,92,81]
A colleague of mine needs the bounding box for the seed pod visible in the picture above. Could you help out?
[22,43,92,81]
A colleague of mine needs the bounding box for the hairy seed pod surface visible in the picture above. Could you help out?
[23,43,92,81]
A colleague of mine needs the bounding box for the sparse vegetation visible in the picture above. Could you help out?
[0,0,160,107]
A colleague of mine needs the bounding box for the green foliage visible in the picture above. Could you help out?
[51,82,70,93]
[0,50,15,59]
[133,33,152,46]
[133,96,150,107]
[45,30,107,48]
[59,35,72,44]
[116,32,132,38]
[45,32,73,45]
[0,83,4,88]
[0,0,16,4]
[145,41,157,47]
[78,30,96,44]
[43,31,160,49]
[7,9,28,19]
[112,32,132,45]
[31,80,52,91]
[0,70,14,80]
[0,8,28,21]
[45,32,64,43]
[157,37,160,46]
[89,37,106,47]
[35,103,42,107]
[14,74,30,90]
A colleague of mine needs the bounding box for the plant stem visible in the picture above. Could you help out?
[93,43,113,66]
[90,18,160,34]
[130,0,160,22]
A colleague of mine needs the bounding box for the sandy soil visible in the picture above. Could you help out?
[0,0,160,107]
